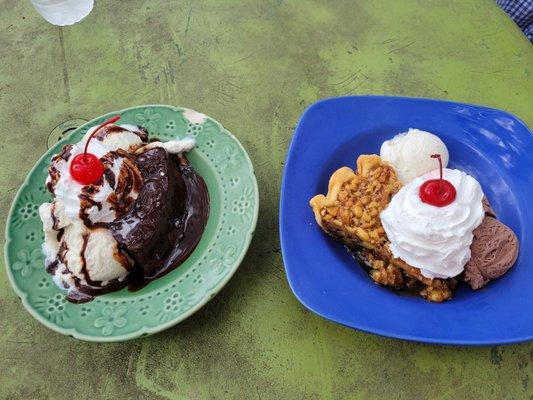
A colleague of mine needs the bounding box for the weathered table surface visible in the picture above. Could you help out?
[1,0,532,399]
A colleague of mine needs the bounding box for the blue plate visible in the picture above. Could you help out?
[280,96,533,345]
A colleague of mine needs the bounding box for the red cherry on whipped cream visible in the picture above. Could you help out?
[419,154,456,207]
[70,153,105,185]
[69,115,121,184]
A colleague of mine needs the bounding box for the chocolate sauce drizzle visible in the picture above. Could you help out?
[47,144,73,193]
[79,233,95,285]
[78,184,103,226]
[50,204,59,230]
[46,260,59,275]
[103,168,115,189]
[95,125,148,142]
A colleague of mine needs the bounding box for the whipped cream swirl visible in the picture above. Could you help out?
[380,168,485,279]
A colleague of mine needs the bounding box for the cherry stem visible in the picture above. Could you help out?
[430,153,444,194]
[82,115,121,160]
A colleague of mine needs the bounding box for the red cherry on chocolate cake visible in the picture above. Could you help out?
[419,154,456,207]
[69,115,121,185]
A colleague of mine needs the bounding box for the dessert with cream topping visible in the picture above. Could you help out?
[39,116,209,302]
[310,129,518,302]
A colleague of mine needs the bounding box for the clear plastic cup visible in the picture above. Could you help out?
[31,0,94,26]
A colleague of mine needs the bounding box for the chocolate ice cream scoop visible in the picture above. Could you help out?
[464,216,518,289]
[482,196,496,218]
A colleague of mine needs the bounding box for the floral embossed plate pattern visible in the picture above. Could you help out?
[5,105,259,342]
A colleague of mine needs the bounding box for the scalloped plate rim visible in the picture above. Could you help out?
[4,104,259,342]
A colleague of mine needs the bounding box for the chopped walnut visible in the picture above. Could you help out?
[370,263,404,288]
[316,156,401,250]
[420,279,456,302]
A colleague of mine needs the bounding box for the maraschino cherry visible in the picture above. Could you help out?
[419,154,456,207]
[69,115,121,185]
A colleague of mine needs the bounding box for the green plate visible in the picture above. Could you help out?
[4,105,259,342]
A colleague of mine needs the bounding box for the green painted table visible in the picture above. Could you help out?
[1,1,532,399]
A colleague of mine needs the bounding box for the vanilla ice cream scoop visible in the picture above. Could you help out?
[380,129,449,184]
[380,168,485,279]
[40,204,130,290]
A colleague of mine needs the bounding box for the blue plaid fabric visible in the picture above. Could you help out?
[497,0,533,41]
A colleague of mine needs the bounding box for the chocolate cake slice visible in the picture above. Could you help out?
[111,147,209,280]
